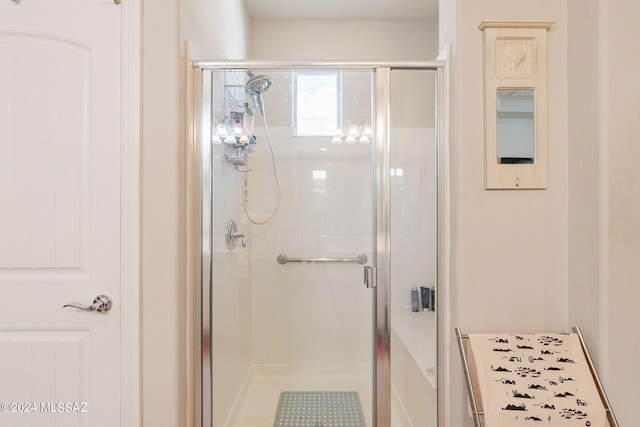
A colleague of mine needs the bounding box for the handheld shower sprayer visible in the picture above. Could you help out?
[246,70,272,116]
[246,70,272,95]
[241,70,280,225]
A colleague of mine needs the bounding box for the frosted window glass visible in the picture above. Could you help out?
[295,72,339,136]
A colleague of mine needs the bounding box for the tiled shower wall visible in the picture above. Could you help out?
[211,147,253,427]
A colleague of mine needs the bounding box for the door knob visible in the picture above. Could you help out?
[64,294,113,313]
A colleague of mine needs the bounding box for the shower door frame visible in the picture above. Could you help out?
[191,60,449,427]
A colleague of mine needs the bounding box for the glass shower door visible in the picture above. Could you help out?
[196,62,443,427]
[204,67,376,427]
[388,68,439,427]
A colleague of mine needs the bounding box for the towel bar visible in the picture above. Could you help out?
[276,253,367,265]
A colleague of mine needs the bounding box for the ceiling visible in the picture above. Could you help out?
[243,0,438,21]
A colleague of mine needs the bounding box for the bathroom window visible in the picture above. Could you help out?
[294,71,341,136]
[391,168,406,189]
[312,170,327,194]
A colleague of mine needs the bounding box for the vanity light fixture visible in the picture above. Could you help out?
[215,124,228,136]
[330,123,373,145]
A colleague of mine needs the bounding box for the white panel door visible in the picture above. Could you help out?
[0,1,123,426]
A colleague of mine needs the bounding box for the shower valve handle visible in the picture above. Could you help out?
[230,231,246,248]
[225,220,246,249]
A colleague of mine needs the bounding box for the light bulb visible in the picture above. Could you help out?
[224,135,236,144]
[345,136,357,144]
[212,135,222,144]
[233,122,243,136]
[331,136,343,144]
[239,135,250,144]
[215,125,228,136]
[362,126,373,137]
[358,136,370,144]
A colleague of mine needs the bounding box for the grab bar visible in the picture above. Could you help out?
[276,253,368,265]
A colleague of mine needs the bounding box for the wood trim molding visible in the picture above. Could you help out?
[479,20,555,30]
[120,0,141,425]
[436,44,452,427]
[481,21,554,189]
[184,40,195,427]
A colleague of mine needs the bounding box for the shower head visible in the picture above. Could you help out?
[246,71,272,116]
[245,71,272,96]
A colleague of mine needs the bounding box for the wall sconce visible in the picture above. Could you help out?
[331,128,344,144]
[345,125,359,144]
[480,20,554,189]
[232,121,243,136]
[212,112,257,172]
[330,123,372,145]
[213,114,256,147]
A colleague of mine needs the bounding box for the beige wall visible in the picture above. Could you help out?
[142,1,184,426]
[566,1,640,422]
[445,0,640,425]
[443,1,570,426]
[142,0,249,426]
[143,0,640,425]
[250,19,438,60]
[567,0,601,360]
[598,1,640,423]
[182,0,250,59]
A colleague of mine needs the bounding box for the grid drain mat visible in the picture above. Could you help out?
[273,391,366,427]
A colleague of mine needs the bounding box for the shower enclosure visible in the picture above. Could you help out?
[192,61,446,427]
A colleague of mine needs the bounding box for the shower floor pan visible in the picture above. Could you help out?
[223,364,413,426]
[224,364,372,427]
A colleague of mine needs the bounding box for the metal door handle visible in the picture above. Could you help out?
[64,294,113,313]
